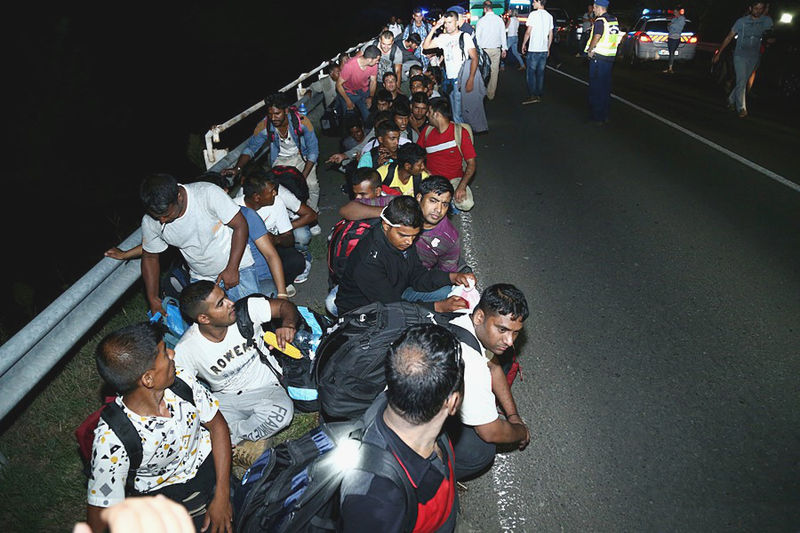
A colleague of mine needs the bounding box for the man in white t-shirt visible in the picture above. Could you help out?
[87,322,232,532]
[139,174,258,318]
[423,10,479,124]
[475,0,508,100]
[176,280,301,445]
[236,167,308,286]
[446,283,531,480]
[521,0,554,104]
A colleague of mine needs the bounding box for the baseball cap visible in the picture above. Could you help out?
[447,5,467,14]
[594,0,610,6]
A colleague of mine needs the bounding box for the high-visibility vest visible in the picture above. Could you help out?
[585,14,621,57]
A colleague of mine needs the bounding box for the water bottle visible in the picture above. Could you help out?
[298,101,307,116]
[293,329,318,358]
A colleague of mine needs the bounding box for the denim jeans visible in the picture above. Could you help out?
[195,265,259,303]
[293,225,312,261]
[588,58,614,122]
[442,78,464,124]
[526,51,548,97]
[729,54,759,112]
[507,36,524,67]
[338,89,370,123]
[325,285,339,316]
[402,285,453,303]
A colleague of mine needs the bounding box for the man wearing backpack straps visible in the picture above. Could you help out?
[417,97,477,211]
[377,143,430,197]
[176,281,301,450]
[225,92,321,216]
[447,284,531,481]
[340,324,464,532]
[87,322,233,533]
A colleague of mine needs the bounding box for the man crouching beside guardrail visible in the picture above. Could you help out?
[86,322,233,533]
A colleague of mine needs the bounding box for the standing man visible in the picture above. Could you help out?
[367,31,404,86]
[506,8,525,70]
[713,2,774,118]
[521,0,554,105]
[337,45,382,123]
[446,284,531,480]
[403,6,434,68]
[663,8,686,74]
[225,92,321,216]
[139,174,257,317]
[423,11,480,126]
[585,0,621,124]
[476,0,508,101]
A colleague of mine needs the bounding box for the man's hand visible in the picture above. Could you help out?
[366,96,373,108]
[221,166,240,178]
[465,78,474,93]
[201,493,233,533]
[345,98,355,110]
[148,297,165,318]
[434,295,470,313]
[377,147,392,166]
[509,414,531,451]
[78,496,195,533]
[274,325,297,350]
[326,153,347,164]
[454,184,469,204]
[104,247,129,260]
[216,267,240,290]
[449,271,476,287]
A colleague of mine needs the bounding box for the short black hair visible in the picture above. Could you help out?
[418,175,454,197]
[383,195,424,228]
[411,92,430,106]
[392,98,411,117]
[406,33,422,46]
[408,64,424,77]
[372,110,395,128]
[363,44,382,59]
[264,92,291,110]
[382,71,398,83]
[376,120,401,139]
[476,284,529,321]
[242,166,277,198]
[140,173,179,217]
[325,61,340,74]
[397,142,426,168]
[179,280,216,321]
[426,65,444,85]
[428,96,452,120]
[375,88,393,103]
[410,74,430,88]
[385,324,464,424]
[95,322,165,395]
[351,167,381,189]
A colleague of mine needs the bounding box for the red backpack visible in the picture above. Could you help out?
[326,218,379,290]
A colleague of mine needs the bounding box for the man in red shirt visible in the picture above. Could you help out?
[336,45,381,123]
[417,97,476,209]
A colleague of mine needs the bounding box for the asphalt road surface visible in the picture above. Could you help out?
[302,49,800,532]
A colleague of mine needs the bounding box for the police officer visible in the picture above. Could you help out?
[585,0,620,124]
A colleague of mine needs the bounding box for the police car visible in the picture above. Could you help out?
[618,10,698,65]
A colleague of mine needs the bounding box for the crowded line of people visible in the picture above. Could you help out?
[90,5,539,533]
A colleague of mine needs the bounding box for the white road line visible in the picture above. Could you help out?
[459,211,527,532]
[548,66,800,193]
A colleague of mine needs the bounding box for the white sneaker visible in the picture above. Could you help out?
[285,284,296,297]
[294,260,312,284]
[310,224,322,236]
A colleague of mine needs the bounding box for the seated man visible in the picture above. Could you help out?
[447,284,531,480]
[87,322,232,532]
[326,111,395,172]
[365,88,395,130]
[240,203,291,299]
[339,324,463,533]
[376,142,430,196]
[176,281,300,447]
[270,165,320,282]
[236,168,307,286]
[382,71,409,107]
[310,61,341,109]
[335,195,474,315]
[358,121,402,170]
[341,117,366,152]
[392,99,418,143]
[409,92,430,135]
[139,173,257,317]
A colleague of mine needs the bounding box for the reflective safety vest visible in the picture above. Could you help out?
[585,14,621,57]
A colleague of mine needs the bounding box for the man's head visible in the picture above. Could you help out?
[350,167,382,199]
[397,142,427,176]
[533,0,546,9]
[392,99,411,131]
[416,175,453,226]
[411,92,430,120]
[180,280,236,328]
[473,284,529,356]
[326,62,341,82]
[483,0,494,13]
[412,6,425,25]
[140,173,181,222]
[372,110,395,131]
[593,0,609,14]
[427,96,452,126]
[380,196,424,251]
[385,324,464,424]
[409,74,429,95]
[376,121,401,152]
[242,167,279,207]
[362,45,382,65]
[382,71,399,93]
[750,1,766,17]
[264,92,292,128]
[404,33,422,50]
[346,118,365,143]
[378,30,395,55]
[95,322,174,395]
[408,64,424,79]
[375,88,394,112]
[443,10,461,33]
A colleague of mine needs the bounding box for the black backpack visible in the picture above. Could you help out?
[234,295,330,413]
[458,32,492,85]
[233,394,417,532]
[326,218,379,290]
[270,164,310,204]
[313,301,481,421]
[75,377,195,494]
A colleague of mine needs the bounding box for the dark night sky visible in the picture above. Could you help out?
[4,0,751,336]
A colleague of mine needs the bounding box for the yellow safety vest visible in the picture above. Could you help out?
[585,14,621,57]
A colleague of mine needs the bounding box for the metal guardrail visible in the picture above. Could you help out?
[0,38,371,423]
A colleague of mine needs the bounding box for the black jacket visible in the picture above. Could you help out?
[335,224,451,314]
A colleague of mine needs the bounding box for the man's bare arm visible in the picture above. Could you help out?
[339,201,383,221]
